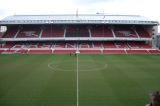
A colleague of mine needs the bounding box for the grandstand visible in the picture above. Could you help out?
[0,14,160,54]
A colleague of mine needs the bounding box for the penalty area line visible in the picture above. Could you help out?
[47,63,55,72]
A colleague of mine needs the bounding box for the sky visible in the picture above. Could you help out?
[0,0,160,22]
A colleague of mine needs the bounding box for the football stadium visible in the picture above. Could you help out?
[0,14,160,106]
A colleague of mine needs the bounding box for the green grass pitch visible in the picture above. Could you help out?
[0,54,160,106]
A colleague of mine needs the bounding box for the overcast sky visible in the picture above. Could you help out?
[0,0,160,21]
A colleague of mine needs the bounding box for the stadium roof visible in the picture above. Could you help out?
[0,14,158,25]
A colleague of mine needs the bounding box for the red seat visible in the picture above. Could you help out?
[136,26,151,38]
[149,50,160,54]
[79,50,101,54]
[42,26,64,37]
[28,50,52,54]
[91,26,113,37]
[3,26,18,38]
[54,50,76,54]
[114,26,137,38]
[17,26,41,38]
[103,50,126,54]
[126,50,149,54]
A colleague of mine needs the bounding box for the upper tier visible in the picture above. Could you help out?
[0,25,152,39]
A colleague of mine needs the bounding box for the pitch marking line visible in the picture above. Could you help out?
[47,63,56,72]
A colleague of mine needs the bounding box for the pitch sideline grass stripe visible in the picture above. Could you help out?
[77,54,79,106]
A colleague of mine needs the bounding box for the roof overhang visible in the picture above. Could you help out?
[0,14,159,25]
